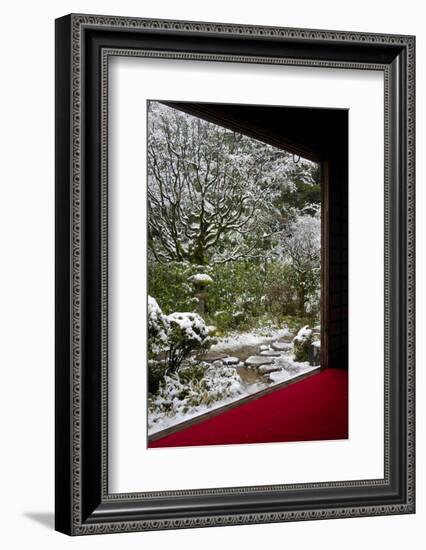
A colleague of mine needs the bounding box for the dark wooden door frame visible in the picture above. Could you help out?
[320,159,330,370]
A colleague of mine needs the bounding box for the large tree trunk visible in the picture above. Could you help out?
[298,286,306,317]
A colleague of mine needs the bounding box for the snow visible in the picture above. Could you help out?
[148,296,166,332]
[148,363,245,434]
[293,325,313,343]
[258,364,282,374]
[206,325,217,335]
[271,341,292,351]
[269,365,319,383]
[210,327,290,354]
[147,295,169,354]
[166,311,208,343]
[245,355,274,367]
[148,101,306,266]
[149,393,241,435]
[148,295,159,312]
[222,356,240,365]
[188,273,213,285]
[148,363,320,435]
[148,318,322,437]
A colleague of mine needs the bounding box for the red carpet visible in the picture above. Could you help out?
[149,368,348,448]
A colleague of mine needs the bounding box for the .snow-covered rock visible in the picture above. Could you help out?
[258,364,282,374]
[222,356,240,365]
[271,341,292,351]
[259,350,281,357]
[294,325,313,342]
[269,370,293,383]
[245,356,274,367]
[202,352,227,363]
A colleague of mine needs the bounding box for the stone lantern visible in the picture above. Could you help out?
[188,273,213,316]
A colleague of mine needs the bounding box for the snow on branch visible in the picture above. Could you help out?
[147,101,314,266]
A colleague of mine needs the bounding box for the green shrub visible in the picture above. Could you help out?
[148,360,167,394]
[148,363,244,428]
[166,312,211,373]
[178,362,208,383]
[147,296,169,359]
[148,262,196,314]
[148,258,320,336]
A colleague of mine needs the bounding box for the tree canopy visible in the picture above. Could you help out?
[147,101,319,266]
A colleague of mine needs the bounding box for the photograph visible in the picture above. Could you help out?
[146,100,347,447]
[51,9,415,537]
[0,0,420,546]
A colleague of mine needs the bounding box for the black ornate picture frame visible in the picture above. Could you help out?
[55,14,415,535]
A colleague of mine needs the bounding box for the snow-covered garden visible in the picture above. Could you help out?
[147,101,322,436]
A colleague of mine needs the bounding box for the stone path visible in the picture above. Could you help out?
[201,335,306,384]
[259,350,281,357]
[200,327,321,386]
[245,355,274,367]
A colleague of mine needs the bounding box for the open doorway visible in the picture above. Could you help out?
[146,100,348,447]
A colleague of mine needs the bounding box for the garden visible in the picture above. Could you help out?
[147,101,322,436]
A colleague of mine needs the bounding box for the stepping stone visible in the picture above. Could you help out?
[259,350,281,357]
[258,364,282,374]
[245,355,274,368]
[202,353,228,363]
[259,345,269,351]
[271,341,292,352]
[222,356,240,365]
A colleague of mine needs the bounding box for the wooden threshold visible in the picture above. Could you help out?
[147,366,322,444]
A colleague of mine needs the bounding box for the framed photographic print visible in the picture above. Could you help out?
[55,14,415,535]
